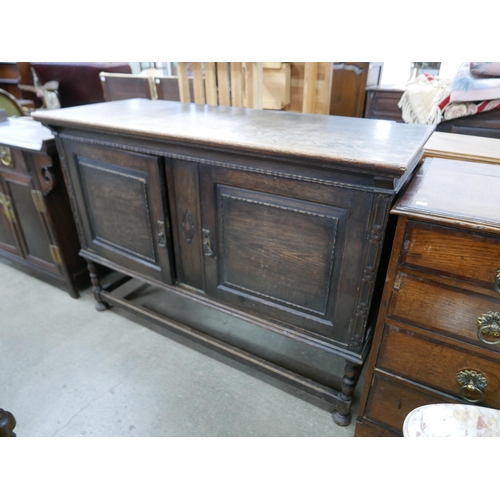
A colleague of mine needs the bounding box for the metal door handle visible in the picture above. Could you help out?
[202,228,214,257]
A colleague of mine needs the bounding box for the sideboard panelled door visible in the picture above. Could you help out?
[59,139,174,284]
[0,166,60,275]
[198,163,375,347]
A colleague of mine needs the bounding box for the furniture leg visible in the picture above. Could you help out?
[332,360,362,426]
[87,260,109,311]
[0,408,16,437]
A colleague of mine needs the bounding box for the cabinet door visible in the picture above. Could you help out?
[0,168,60,275]
[60,139,174,284]
[0,176,20,257]
[199,164,375,346]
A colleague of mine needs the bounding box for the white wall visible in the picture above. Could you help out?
[380,61,464,85]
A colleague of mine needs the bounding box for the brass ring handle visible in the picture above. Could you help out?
[458,384,485,403]
[495,269,500,294]
[477,312,500,345]
[456,369,488,404]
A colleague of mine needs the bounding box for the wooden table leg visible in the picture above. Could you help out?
[86,260,110,312]
[332,360,362,426]
[0,408,16,437]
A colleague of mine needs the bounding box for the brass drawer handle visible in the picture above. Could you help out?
[495,269,500,294]
[456,369,488,404]
[477,312,500,345]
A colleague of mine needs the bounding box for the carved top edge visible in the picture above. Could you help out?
[0,116,54,152]
[32,98,434,177]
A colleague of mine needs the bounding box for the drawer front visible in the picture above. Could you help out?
[388,272,500,351]
[401,221,500,292]
[354,419,400,437]
[378,324,500,408]
[364,373,457,433]
[60,138,174,284]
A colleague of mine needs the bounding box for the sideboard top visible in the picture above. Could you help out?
[32,98,434,176]
[0,116,54,151]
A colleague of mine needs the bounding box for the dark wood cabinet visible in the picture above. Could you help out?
[364,85,405,122]
[0,118,87,296]
[330,62,382,117]
[33,99,434,425]
[355,157,500,436]
[365,85,500,139]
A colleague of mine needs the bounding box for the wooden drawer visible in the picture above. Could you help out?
[354,418,399,437]
[401,221,500,292]
[388,272,500,351]
[378,325,500,408]
[363,373,457,434]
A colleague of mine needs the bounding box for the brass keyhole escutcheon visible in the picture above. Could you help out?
[456,369,488,403]
[0,147,13,167]
[495,269,500,294]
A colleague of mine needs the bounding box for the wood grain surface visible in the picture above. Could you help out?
[32,98,434,175]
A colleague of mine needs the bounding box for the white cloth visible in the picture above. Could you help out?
[398,74,452,125]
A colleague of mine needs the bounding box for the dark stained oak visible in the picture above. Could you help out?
[0,118,87,297]
[33,99,434,426]
[32,98,432,177]
[355,157,500,436]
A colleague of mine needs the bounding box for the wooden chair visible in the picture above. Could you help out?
[99,72,157,102]
[176,62,264,109]
[155,75,194,102]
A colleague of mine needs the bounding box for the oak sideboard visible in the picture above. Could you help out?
[33,99,434,425]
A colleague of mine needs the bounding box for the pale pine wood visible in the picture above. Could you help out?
[230,63,244,107]
[315,62,333,115]
[252,62,264,109]
[191,62,205,105]
[263,62,283,69]
[204,62,218,106]
[262,63,291,110]
[302,62,318,113]
[217,63,231,107]
[177,63,191,103]
[423,131,500,165]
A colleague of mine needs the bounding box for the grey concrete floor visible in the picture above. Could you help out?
[0,259,364,437]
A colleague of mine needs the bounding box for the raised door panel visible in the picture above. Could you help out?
[60,140,174,284]
[1,170,59,274]
[200,164,375,347]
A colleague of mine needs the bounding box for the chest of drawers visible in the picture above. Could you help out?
[355,157,500,436]
[33,99,434,425]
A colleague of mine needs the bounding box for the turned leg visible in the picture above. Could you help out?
[0,408,16,437]
[87,260,110,312]
[332,360,362,427]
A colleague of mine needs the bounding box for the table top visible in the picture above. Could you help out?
[32,98,434,177]
[0,116,54,151]
[393,157,500,234]
[424,131,500,164]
